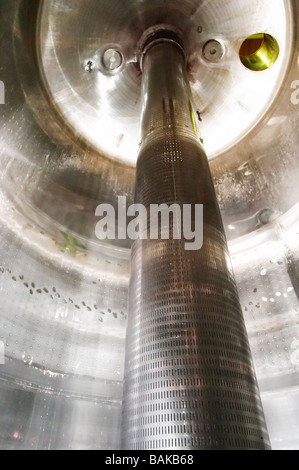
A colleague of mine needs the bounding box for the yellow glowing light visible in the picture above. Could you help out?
[189,101,198,137]
[239,33,280,71]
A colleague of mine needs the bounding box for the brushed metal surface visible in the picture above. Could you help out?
[0,0,298,450]
[38,0,292,164]
[122,42,270,450]
[0,0,298,247]
[230,205,299,450]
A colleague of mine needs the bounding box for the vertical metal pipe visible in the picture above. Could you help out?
[122,41,271,450]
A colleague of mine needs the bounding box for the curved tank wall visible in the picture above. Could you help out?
[0,0,298,450]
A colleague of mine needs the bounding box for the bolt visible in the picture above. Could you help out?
[203,39,225,63]
[84,60,94,72]
[102,49,123,71]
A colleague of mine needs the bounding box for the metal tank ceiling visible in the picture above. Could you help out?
[0,0,298,450]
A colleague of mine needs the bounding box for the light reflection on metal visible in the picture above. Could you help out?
[122,38,271,450]
[240,33,280,71]
[102,49,123,72]
[38,0,291,163]
[0,0,298,451]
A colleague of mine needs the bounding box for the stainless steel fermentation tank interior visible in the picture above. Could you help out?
[0,0,298,450]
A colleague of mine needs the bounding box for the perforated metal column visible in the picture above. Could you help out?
[122,42,271,450]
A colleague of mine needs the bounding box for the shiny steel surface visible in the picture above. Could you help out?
[0,0,298,450]
[38,0,292,163]
[122,42,270,450]
[230,204,299,450]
